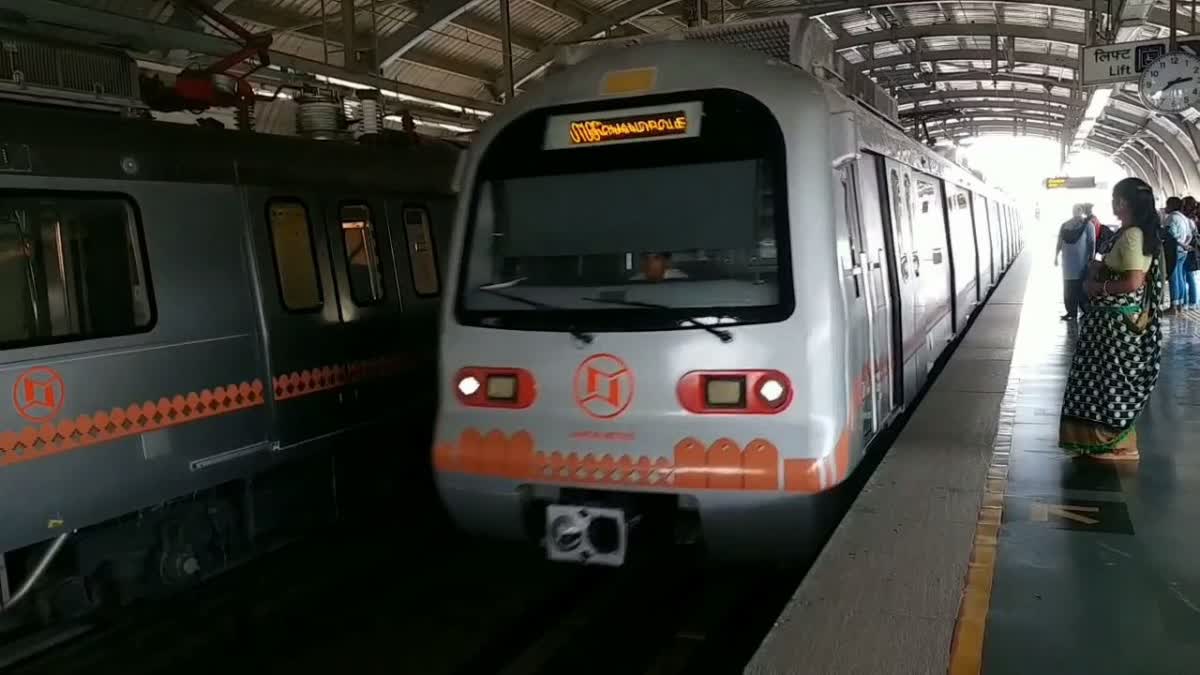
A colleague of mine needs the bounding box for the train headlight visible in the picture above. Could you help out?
[486,374,517,401]
[758,378,787,407]
[704,376,746,408]
[677,370,791,414]
[454,367,537,408]
[457,375,481,396]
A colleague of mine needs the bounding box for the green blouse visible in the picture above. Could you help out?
[1104,227,1152,273]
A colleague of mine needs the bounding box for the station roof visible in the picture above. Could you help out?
[7,1,1200,194]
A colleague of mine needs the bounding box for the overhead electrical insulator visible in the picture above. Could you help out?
[142,0,272,121]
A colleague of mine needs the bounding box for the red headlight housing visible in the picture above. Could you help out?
[677,370,792,414]
[454,367,536,409]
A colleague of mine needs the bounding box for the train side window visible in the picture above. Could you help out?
[402,206,440,297]
[888,169,903,231]
[0,192,154,348]
[340,203,385,305]
[267,200,323,311]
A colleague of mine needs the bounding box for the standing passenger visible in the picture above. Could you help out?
[1084,203,1103,243]
[1182,197,1199,308]
[1164,197,1191,311]
[1055,205,1096,321]
[1059,177,1165,461]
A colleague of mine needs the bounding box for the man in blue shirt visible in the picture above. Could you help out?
[1164,196,1195,309]
[1055,204,1096,321]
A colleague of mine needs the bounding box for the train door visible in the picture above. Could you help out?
[244,189,349,452]
[1010,207,1019,258]
[384,199,445,412]
[944,185,978,332]
[834,162,875,439]
[990,202,1004,273]
[856,155,897,429]
[882,159,921,403]
[999,206,1009,266]
[912,172,953,365]
[385,200,443,326]
[972,193,994,294]
[320,196,403,429]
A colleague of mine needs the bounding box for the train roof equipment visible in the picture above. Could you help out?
[549,14,900,126]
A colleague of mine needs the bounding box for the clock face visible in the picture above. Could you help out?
[1139,52,1200,113]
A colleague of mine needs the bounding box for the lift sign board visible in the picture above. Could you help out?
[544,101,702,150]
[1083,37,1200,85]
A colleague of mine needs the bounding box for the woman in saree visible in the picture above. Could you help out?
[1059,177,1166,460]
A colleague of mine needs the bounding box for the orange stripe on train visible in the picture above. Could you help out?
[434,428,844,494]
[272,354,419,401]
[0,380,265,468]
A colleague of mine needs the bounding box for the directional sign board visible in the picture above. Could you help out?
[1044,176,1097,189]
[1082,37,1200,85]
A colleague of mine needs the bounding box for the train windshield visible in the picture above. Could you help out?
[456,89,792,333]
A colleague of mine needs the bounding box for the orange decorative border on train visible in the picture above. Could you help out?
[433,428,852,494]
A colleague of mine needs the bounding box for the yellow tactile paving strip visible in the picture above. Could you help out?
[948,376,1018,674]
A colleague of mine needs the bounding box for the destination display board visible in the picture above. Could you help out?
[544,101,703,150]
[1044,176,1097,189]
[1082,38,1200,85]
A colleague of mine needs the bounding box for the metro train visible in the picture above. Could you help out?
[0,99,458,628]
[431,29,1022,565]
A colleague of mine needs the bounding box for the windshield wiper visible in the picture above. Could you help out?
[475,286,594,344]
[479,276,528,290]
[579,297,734,343]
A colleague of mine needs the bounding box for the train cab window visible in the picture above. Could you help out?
[402,206,440,297]
[340,203,385,305]
[0,193,153,347]
[267,200,322,311]
[457,89,792,333]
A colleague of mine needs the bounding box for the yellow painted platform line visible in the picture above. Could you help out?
[948,379,1020,675]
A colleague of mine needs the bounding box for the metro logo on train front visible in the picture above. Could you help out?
[573,353,634,420]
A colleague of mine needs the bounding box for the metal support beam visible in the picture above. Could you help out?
[896,88,1081,109]
[881,70,1077,92]
[801,0,1176,33]
[1105,107,1200,191]
[930,114,1127,145]
[835,23,1087,51]
[902,100,1073,119]
[495,0,679,93]
[0,0,498,111]
[375,0,488,67]
[499,0,515,102]
[1115,146,1160,189]
[866,48,1079,72]
[341,0,357,70]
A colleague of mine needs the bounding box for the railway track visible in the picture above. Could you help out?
[3,527,800,675]
[453,547,800,675]
[1,435,877,675]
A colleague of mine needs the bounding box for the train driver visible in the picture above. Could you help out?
[629,251,688,282]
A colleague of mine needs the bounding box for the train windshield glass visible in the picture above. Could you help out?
[457,89,792,332]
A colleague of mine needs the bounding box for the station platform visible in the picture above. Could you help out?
[746,244,1200,674]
